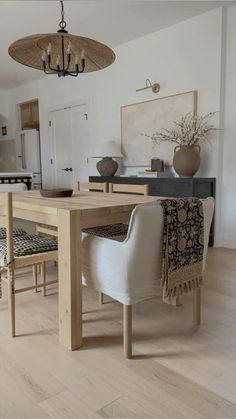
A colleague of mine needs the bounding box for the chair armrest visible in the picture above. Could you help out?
[82,233,129,303]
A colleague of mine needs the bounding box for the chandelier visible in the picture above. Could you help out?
[8,1,115,78]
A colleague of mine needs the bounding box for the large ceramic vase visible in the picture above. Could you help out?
[173,145,200,177]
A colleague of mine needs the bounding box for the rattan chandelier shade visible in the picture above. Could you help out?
[8,33,115,73]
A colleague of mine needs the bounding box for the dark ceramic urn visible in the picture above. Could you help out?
[96,157,118,176]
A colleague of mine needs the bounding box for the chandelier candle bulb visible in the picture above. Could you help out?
[47,43,52,55]
[66,41,71,54]
[75,54,79,65]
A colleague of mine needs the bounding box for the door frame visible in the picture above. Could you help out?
[48,98,90,188]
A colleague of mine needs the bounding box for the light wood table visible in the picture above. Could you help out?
[6,190,157,350]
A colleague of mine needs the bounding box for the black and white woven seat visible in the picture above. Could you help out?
[81,183,148,241]
[82,223,128,239]
[0,234,58,267]
[0,227,27,239]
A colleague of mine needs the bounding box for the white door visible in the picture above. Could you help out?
[70,106,90,182]
[50,104,89,189]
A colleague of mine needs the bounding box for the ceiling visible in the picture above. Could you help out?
[0,0,235,89]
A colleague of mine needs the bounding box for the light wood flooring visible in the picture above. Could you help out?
[0,247,236,419]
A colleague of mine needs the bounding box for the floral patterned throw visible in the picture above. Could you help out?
[160,198,204,304]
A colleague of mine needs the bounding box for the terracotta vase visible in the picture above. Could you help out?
[173,145,200,177]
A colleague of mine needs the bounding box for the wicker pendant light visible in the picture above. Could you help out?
[8,1,115,77]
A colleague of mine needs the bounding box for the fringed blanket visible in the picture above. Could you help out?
[160,198,204,304]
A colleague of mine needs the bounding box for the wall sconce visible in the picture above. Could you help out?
[136,78,160,94]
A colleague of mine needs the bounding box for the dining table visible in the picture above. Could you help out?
[3,190,157,350]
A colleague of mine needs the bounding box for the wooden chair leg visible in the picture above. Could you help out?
[123,304,132,359]
[41,262,46,297]
[32,265,38,293]
[193,288,201,325]
[8,268,15,337]
[99,292,104,305]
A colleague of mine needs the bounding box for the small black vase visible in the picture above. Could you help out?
[96,157,118,176]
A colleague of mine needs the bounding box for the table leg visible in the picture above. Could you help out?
[58,209,82,350]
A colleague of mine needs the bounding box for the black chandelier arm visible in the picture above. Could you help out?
[43,57,85,76]
[67,67,85,75]
[48,63,62,73]
[43,69,58,75]
[67,72,79,77]
[44,62,85,75]
[43,60,60,74]
[81,58,85,72]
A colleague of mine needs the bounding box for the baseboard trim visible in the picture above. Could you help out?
[214,236,236,249]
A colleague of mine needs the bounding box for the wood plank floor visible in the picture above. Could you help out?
[0,247,236,419]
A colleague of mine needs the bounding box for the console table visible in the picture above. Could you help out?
[89,176,216,246]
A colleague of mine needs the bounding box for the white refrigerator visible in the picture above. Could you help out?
[16,129,42,189]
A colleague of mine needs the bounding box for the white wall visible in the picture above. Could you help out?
[95,8,222,178]
[0,89,10,117]
[217,5,236,248]
[3,6,235,248]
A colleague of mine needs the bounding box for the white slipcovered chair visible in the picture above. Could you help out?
[82,198,215,358]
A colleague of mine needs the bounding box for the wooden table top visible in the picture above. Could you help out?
[9,190,157,214]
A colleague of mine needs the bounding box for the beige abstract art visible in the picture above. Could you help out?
[121,90,197,166]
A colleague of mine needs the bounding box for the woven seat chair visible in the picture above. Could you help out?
[36,181,108,238]
[0,182,40,291]
[82,183,149,239]
[0,192,58,337]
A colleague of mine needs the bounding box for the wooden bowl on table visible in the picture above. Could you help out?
[40,188,73,198]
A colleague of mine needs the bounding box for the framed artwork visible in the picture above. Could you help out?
[121,90,197,166]
[1,126,7,136]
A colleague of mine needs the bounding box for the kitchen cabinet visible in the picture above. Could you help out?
[20,100,39,129]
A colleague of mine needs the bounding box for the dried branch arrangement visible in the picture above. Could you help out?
[143,112,218,146]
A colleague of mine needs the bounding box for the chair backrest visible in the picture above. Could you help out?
[0,183,27,192]
[109,183,149,196]
[123,198,215,299]
[77,181,107,193]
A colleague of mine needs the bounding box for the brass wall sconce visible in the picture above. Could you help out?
[136,79,160,94]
